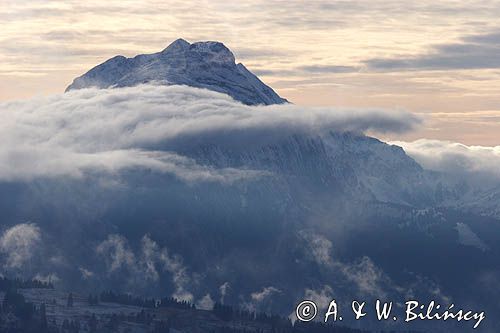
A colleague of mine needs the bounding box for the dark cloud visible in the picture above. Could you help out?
[366,31,500,71]
[252,65,358,78]
[232,47,289,60]
[0,38,128,61]
[298,65,359,74]
[463,32,500,44]
[251,69,289,77]
[43,30,85,42]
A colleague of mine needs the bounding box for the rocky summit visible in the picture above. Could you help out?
[66,38,288,106]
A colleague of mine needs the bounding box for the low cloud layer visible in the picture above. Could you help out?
[393,139,500,182]
[0,84,420,182]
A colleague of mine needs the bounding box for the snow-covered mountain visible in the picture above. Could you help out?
[177,131,433,207]
[5,39,500,332]
[66,39,288,106]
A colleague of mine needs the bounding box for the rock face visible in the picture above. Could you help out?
[66,38,288,105]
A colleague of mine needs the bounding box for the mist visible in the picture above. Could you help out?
[0,84,420,182]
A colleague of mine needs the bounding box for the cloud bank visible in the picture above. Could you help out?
[393,139,500,181]
[0,84,420,182]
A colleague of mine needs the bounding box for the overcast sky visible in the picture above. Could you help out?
[2,0,500,145]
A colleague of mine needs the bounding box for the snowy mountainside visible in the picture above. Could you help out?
[178,132,435,207]
[66,39,287,106]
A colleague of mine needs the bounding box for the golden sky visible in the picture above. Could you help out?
[2,0,500,145]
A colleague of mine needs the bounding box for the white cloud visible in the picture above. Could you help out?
[96,233,194,302]
[145,235,194,302]
[242,286,281,312]
[196,294,215,310]
[79,267,94,279]
[251,286,281,303]
[219,282,230,304]
[392,139,500,182]
[339,256,389,298]
[96,234,136,273]
[0,84,419,182]
[0,223,41,269]
[298,232,395,298]
[299,231,333,267]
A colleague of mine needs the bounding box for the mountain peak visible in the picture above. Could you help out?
[66,38,287,105]
[162,38,190,53]
[189,41,235,64]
